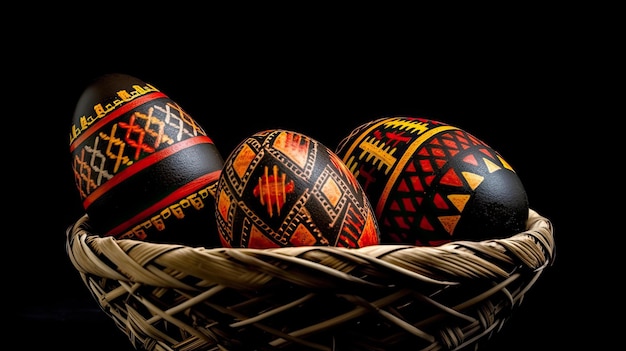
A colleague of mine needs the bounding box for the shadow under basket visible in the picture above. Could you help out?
[66,209,555,351]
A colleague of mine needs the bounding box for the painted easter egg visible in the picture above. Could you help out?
[69,73,224,247]
[335,116,529,246]
[214,129,381,249]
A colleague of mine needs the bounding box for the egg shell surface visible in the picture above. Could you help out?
[215,129,381,249]
[69,73,224,247]
[335,116,529,246]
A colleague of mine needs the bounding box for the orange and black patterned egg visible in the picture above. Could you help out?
[335,116,529,246]
[214,129,381,249]
[69,73,224,247]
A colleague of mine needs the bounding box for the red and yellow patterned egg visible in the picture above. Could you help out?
[335,116,529,246]
[215,129,381,249]
[69,73,224,247]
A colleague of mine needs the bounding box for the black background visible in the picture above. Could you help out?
[7,16,606,350]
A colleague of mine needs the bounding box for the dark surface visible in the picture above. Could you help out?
[8,24,605,350]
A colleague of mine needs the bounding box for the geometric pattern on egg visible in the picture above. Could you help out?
[216,129,381,249]
[69,74,224,247]
[335,116,529,246]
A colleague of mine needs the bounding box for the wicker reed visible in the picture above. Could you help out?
[66,209,554,351]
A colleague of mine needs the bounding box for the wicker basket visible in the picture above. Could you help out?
[66,209,554,351]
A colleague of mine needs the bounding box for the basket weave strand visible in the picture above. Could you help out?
[66,209,554,351]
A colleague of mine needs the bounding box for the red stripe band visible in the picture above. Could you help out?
[105,170,221,237]
[83,135,213,208]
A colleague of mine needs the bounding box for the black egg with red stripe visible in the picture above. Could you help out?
[70,73,224,247]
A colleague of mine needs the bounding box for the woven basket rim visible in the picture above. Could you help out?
[66,208,554,289]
